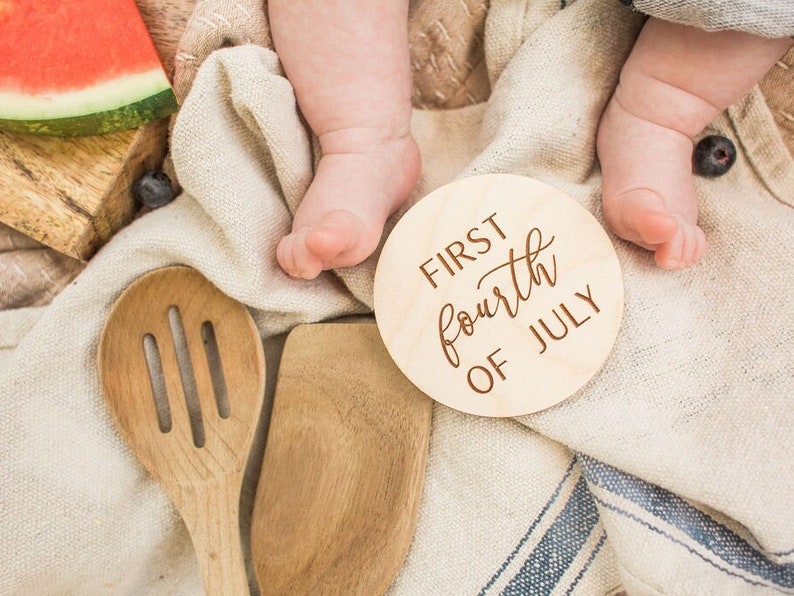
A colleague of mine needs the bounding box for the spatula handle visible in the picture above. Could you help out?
[176,476,250,596]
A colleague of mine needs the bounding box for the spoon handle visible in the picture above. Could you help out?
[176,474,250,595]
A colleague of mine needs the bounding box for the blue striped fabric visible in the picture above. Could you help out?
[579,455,794,591]
[479,458,607,595]
[477,454,793,595]
[500,478,601,595]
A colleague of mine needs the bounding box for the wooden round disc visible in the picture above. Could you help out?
[374,174,623,417]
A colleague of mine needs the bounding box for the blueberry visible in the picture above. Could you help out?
[692,135,737,178]
[132,170,175,208]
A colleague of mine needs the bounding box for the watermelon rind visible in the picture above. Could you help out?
[0,70,178,137]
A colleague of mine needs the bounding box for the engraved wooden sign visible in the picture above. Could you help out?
[374,174,624,417]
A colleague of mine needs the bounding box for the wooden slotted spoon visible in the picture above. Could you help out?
[98,265,265,595]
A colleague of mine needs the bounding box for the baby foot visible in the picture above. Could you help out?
[277,129,420,279]
[597,95,707,270]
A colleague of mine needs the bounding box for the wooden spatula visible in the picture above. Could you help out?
[251,321,433,596]
[98,265,265,595]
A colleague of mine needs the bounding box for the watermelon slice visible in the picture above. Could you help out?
[0,0,178,136]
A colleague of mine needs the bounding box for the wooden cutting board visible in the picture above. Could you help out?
[0,0,194,260]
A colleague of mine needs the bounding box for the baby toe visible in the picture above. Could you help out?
[654,219,706,270]
[278,229,324,280]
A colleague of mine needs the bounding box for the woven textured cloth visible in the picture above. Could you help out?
[3,0,793,310]
[623,0,794,37]
[1,1,793,594]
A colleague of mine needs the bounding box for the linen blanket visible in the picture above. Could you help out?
[2,0,794,594]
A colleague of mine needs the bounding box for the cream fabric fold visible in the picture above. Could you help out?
[1,1,792,593]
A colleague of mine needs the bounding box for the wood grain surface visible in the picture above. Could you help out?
[374,174,624,417]
[98,266,265,595]
[0,0,194,260]
[251,322,433,596]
